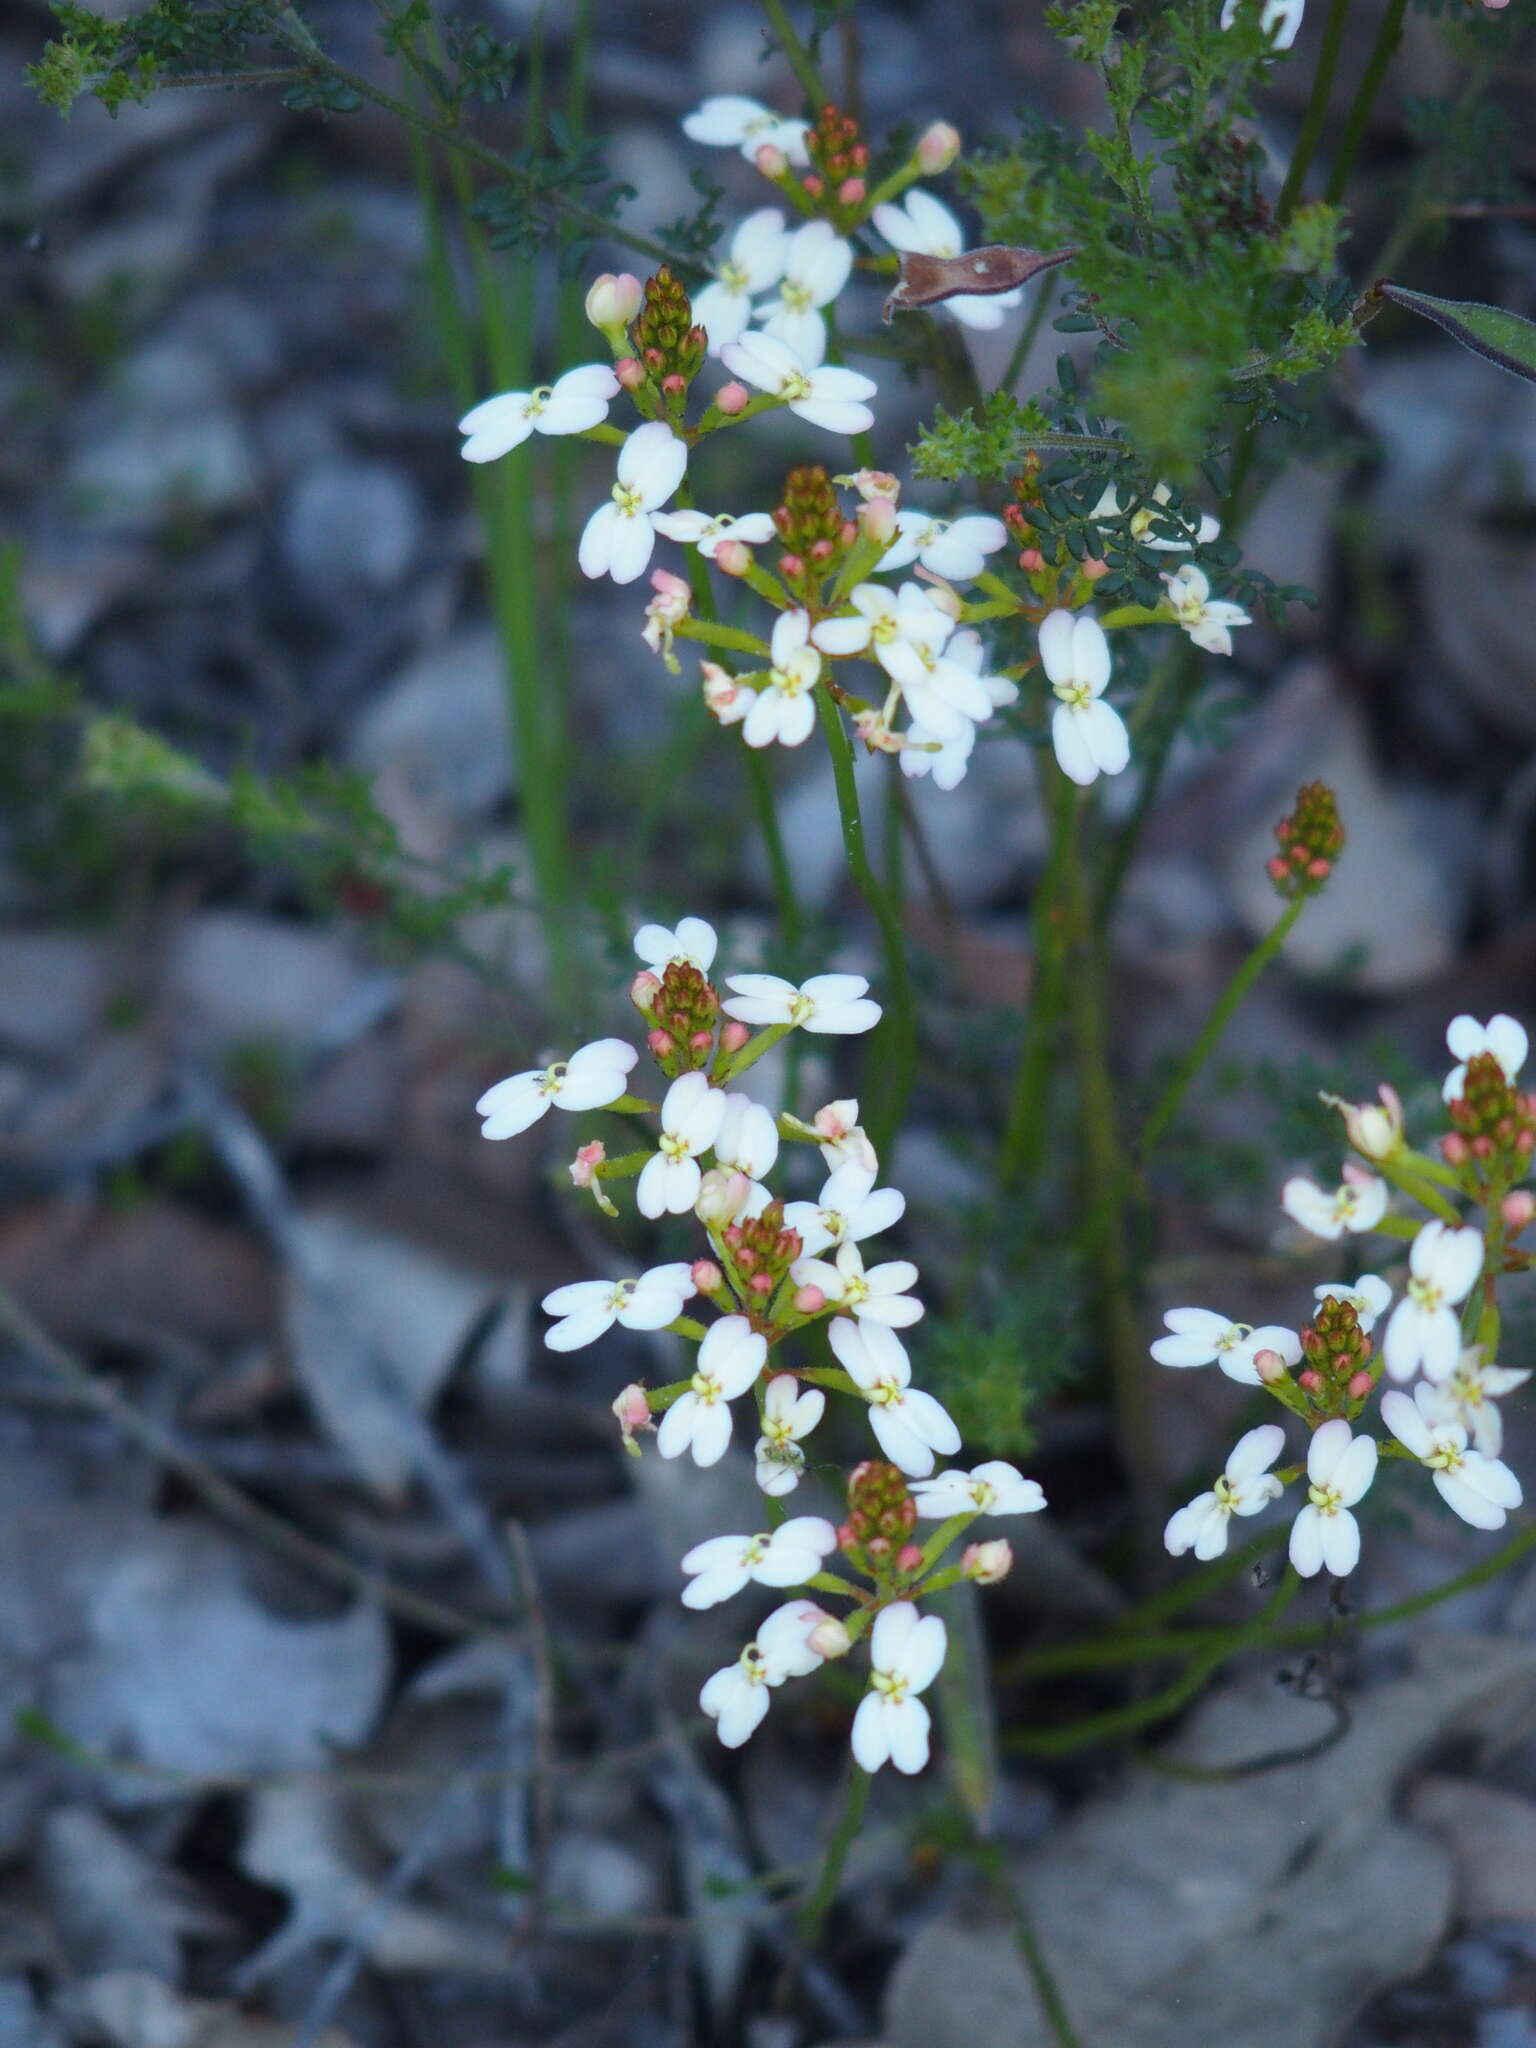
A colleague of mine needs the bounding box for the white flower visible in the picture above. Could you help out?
[1381,1385,1523,1530]
[1281,1171,1389,1241]
[703,662,752,727]
[1313,1274,1393,1335]
[815,584,991,741]
[633,915,718,975]
[851,1601,947,1775]
[878,509,1011,582]
[650,507,778,558]
[680,1515,837,1608]
[1160,564,1251,657]
[1219,0,1305,51]
[720,332,876,435]
[754,1372,826,1496]
[800,1240,923,1329]
[756,220,853,368]
[578,423,688,585]
[723,972,881,1036]
[458,363,619,463]
[1164,1424,1286,1561]
[700,1599,827,1749]
[1288,1419,1377,1578]
[901,630,1016,788]
[691,209,790,350]
[657,1314,767,1467]
[1149,1308,1302,1387]
[1038,609,1128,786]
[1382,1220,1484,1383]
[828,1320,957,1476]
[682,96,811,165]
[910,1461,1046,1519]
[1443,1012,1528,1104]
[541,1261,696,1352]
[744,608,822,750]
[713,1091,780,1183]
[783,1161,905,1258]
[1090,481,1220,552]
[871,189,1023,331]
[813,1099,879,1174]
[637,1071,728,1219]
[1421,1347,1530,1457]
[476,1037,637,1139]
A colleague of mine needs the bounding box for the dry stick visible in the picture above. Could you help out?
[0,1279,500,1644]
[507,1518,558,1932]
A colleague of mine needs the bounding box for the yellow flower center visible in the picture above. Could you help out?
[1308,1480,1343,1517]
[613,481,646,518]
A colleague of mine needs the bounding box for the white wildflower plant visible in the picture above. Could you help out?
[475,916,1043,1773]
[1155,1010,1533,1585]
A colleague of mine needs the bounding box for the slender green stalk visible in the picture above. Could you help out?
[817,689,918,1162]
[999,276,1059,397]
[968,1839,1082,2048]
[998,760,1075,1187]
[797,1763,871,1948]
[1138,893,1308,1159]
[1324,0,1410,206]
[1275,0,1352,223]
[759,0,829,106]
[746,749,805,954]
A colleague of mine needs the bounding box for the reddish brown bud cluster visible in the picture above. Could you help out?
[1267,781,1345,900]
[838,1458,918,1571]
[1297,1297,1375,1416]
[636,960,720,1074]
[801,102,871,226]
[631,267,708,392]
[773,464,858,603]
[721,1198,804,1304]
[1003,457,1047,573]
[1443,1051,1536,1191]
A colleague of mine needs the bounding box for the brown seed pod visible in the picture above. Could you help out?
[882,244,1076,324]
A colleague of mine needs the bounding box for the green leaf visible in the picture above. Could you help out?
[1376,283,1536,383]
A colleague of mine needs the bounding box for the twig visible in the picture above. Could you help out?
[507,1519,557,1928]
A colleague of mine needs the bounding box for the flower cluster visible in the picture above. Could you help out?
[455,97,1255,795]
[476,917,1046,1772]
[1155,1012,1531,1580]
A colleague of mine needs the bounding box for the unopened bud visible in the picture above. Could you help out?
[715,379,751,416]
[661,371,688,396]
[778,552,805,581]
[648,1027,675,1059]
[838,176,866,205]
[808,1616,852,1659]
[1019,546,1046,573]
[897,1543,924,1573]
[839,468,901,503]
[630,969,662,1013]
[755,142,789,178]
[1347,1370,1374,1400]
[1298,1368,1325,1394]
[802,172,824,198]
[714,538,752,577]
[614,356,647,390]
[748,1270,774,1294]
[1253,1348,1287,1384]
[1082,556,1110,581]
[916,120,961,174]
[720,1019,751,1055]
[612,1382,652,1454]
[1443,1132,1471,1164]
[696,1167,750,1226]
[793,1284,827,1314]
[859,496,899,546]
[585,271,643,336]
[1503,1189,1536,1232]
[963,1538,1013,1584]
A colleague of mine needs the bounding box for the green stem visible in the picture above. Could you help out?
[817,688,917,1163]
[998,760,1075,1188]
[967,1839,1083,2048]
[1138,893,1309,1160]
[1324,0,1410,206]
[746,750,805,956]
[759,0,829,107]
[798,1764,871,1952]
[1275,0,1352,223]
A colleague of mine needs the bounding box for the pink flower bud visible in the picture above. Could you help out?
[808,1615,852,1659]
[1298,1368,1325,1394]
[1019,546,1046,573]
[661,371,688,396]
[755,142,789,178]
[1503,1190,1536,1232]
[963,1538,1013,1584]
[1082,556,1110,581]
[584,271,642,334]
[801,173,824,198]
[648,1027,675,1059]
[840,468,901,503]
[838,176,866,205]
[630,969,662,1012]
[1347,1370,1374,1400]
[897,1543,924,1573]
[749,1271,774,1295]
[691,1258,724,1294]
[916,120,961,174]
[614,356,647,390]
[778,552,805,581]
[1253,1348,1288,1384]
[612,1383,652,1453]
[568,1139,606,1189]
[713,538,752,577]
[696,1168,750,1226]
[860,496,898,544]
[793,1284,826,1315]
[720,1019,751,1055]
[715,379,751,416]
[1443,1132,1471,1164]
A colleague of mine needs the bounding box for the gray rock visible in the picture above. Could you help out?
[348,626,514,840]
[282,459,421,596]
[165,911,379,1057]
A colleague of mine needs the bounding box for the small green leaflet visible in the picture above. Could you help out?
[1375,282,1536,384]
